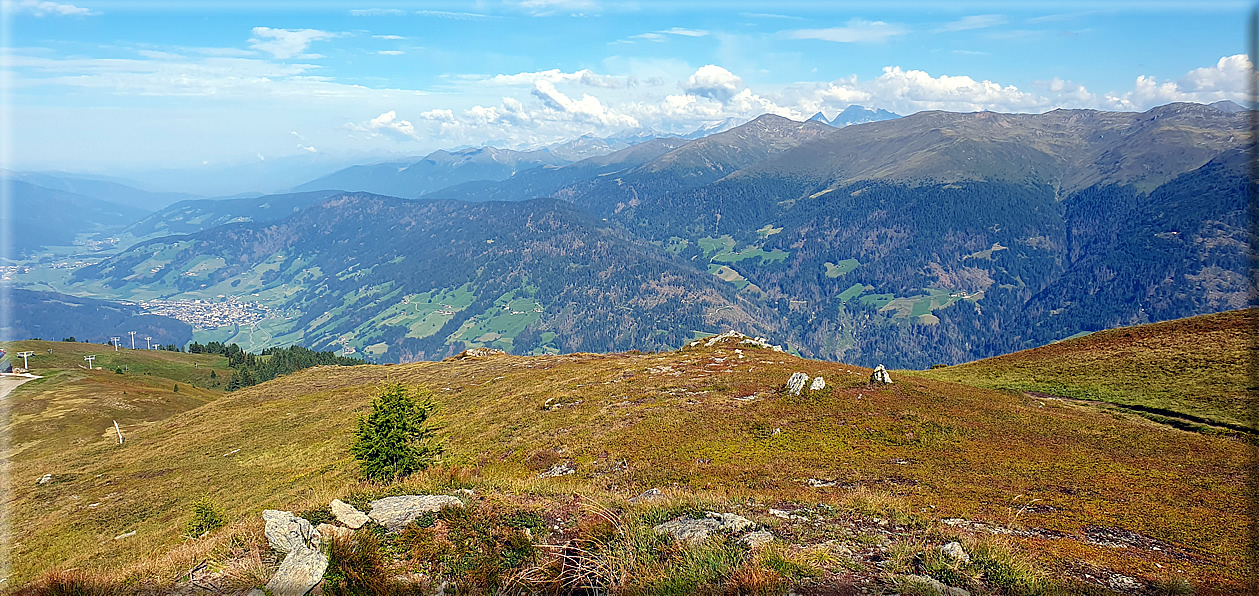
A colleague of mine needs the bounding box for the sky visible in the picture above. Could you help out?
[2,0,1253,178]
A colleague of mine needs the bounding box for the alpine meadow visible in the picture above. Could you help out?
[1,3,1255,596]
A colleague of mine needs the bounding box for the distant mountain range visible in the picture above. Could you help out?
[291,146,571,199]
[15,101,1254,368]
[2,181,148,257]
[808,105,901,127]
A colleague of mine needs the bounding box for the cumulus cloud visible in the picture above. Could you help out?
[480,68,625,89]
[4,0,96,16]
[249,27,339,60]
[1039,77,1095,106]
[1105,54,1253,110]
[868,66,1043,112]
[788,19,908,43]
[530,80,638,126]
[351,110,419,141]
[683,64,744,102]
[936,15,1006,32]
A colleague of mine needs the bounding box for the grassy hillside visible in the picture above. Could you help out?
[0,340,230,462]
[6,333,1252,593]
[914,309,1256,433]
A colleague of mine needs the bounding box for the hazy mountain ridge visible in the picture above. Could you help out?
[292,146,572,198]
[43,102,1256,367]
[124,190,342,239]
[735,102,1249,195]
[2,288,192,345]
[74,193,777,360]
[2,180,148,256]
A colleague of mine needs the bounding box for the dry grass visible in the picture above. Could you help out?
[4,335,1253,592]
[915,308,1257,432]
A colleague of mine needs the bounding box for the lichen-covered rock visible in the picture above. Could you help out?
[330,498,369,529]
[870,364,893,384]
[316,523,354,542]
[809,376,825,391]
[262,510,320,553]
[454,347,505,360]
[740,530,774,548]
[265,543,329,596]
[367,495,463,531]
[540,461,577,478]
[899,574,971,596]
[786,372,810,395]
[939,541,971,563]
[628,488,663,504]
[684,330,786,352]
[653,512,757,544]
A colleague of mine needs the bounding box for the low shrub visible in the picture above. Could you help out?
[185,498,226,538]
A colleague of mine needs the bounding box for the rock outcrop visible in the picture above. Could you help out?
[898,574,970,596]
[260,510,327,596]
[262,509,320,553]
[266,546,329,596]
[653,512,761,544]
[939,541,971,563]
[786,372,809,395]
[367,495,463,531]
[330,498,369,529]
[809,376,826,391]
[870,364,892,384]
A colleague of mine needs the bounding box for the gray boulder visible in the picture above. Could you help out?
[628,488,663,504]
[870,364,893,384]
[899,574,970,596]
[940,541,971,563]
[740,530,774,548]
[809,377,826,391]
[786,372,810,395]
[540,461,576,478]
[330,498,369,529]
[367,495,463,531]
[265,544,329,596]
[262,510,320,553]
[653,512,756,544]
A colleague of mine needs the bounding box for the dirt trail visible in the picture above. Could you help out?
[0,376,35,399]
[1024,391,1253,435]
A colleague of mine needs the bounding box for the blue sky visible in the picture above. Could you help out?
[3,1,1252,175]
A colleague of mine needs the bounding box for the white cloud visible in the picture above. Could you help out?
[248,27,339,60]
[373,35,405,40]
[662,27,709,37]
[4,0,96,16]
[1040,77,1095,106]
[936,15,1007,33]
[683,64,744,102]
[353,110,418,141]
[630,32,665,42]
[378,50,404,56]
[477,68,625,89]
[1105,54,1253,110]
[349,8,405,16]
[414,10,492,19]
[788,19,908,43]
[530,80,638,126]
[515,0,598,16]
[869,66,1043,112]
[629,27,709,43]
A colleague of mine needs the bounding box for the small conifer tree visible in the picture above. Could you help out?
[352,383,442,482]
